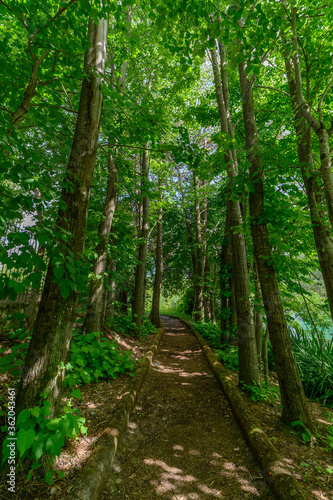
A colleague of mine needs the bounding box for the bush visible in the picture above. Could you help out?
[1,393,87,485]
[0,327,31,380]
[290,327,333,406]
[107,315,155,337]
[191,321,223,349]
[63,331,134,387]
[241,381,280,404]
[215,347,239,371]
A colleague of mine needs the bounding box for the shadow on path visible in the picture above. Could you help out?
[101,316,273,499]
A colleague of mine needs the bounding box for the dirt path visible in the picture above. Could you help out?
[101,316,273,499]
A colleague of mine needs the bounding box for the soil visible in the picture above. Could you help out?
[1,315,333,500]
[100,316,273,499]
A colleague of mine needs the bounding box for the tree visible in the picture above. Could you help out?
[16,12,108,416]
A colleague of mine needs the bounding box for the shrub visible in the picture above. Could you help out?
[242,381,280,404]
[215,347,239,371]
[191,321,223,349]
[106,315,155,337]
[1,393,86,484]
[290,327,333,406]
[0,327,31,380]
[63,331,134,387]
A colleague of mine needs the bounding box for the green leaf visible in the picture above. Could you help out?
[45,430,65,457]
[71,389,83,400]
[17,428,35,456]
[32,432,48,460]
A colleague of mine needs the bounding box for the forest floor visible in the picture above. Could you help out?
[0,316,333,499]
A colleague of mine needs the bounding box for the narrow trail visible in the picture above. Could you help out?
[102,316,274,499]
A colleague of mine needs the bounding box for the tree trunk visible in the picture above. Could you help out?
[85,153,118,333]
[284,50,333,323]
[149,206,163,327]
[262,327,270,383]
[16,15,108,417]
[220,212,232,335]
[118,289,128,314]
[238,58,313,430]
[132,147,149,334]
[101,258,116,326]
[25,188,45,331]
[253,259,263,366]
[211,46,259,386]
[193,171,204,321]
[210,260,217,324]
[176,165,199,315]
[290,6,333,229]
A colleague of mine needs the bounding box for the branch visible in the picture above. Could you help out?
[317,79,333,121]
[291,5,321,132]
[253,85,289,97]
[33,0,78,37]
[60,81,77,116]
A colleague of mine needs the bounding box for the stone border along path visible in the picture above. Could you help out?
[181,317,312,500]
[62,316,311,499]
[101,316,272,499]
[61,326,166,500]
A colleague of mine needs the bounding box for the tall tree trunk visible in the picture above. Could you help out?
[85,153,118,333]
[202,180,211,322]
[149,206,163,327]
[238,58,313,430]
[290,6,333,229]
[220,212,232,335]
[211,46,259,386]
[101,257,116,326]
[16,15,108,417]
[253,259,263,366]
[210,260,217,324]
[176,165,199,314]
[283,49,333,323]
[25,188,45,331]
[262,327,270,383]
[132,147,149,334]
[193,172,204,321]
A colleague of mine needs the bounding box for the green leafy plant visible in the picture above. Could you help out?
[291,420,312,443]
[242,381,280,404]
[63,331,134,387]
[1,392,87,484]
[215,347,239,371]
[191,321,224,349]
[290,327,333,406]
[0,327,31,379]
[106,315,155,338]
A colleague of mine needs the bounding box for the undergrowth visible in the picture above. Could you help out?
[106,315,155,338]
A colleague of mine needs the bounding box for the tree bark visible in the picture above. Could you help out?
[210,46,259,386]
[85,153,118,333]
[238,58,313,430]
[132,147,149,334]
[149,205,163,327]
[193,171,204,321]
[290,5,333,229]
[16,15,108,417]
[25,188,45,331]
[176,165,199,314]
[253,259,263,366]
[283,49,333,323]
[262,327,270,383]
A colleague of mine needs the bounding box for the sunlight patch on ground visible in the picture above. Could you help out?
[197,483,223,497]
[173,445,184,451]
[85,401,98,409]
[144,457,227,498]
[312,490,331,499]
[237,477,260,496]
